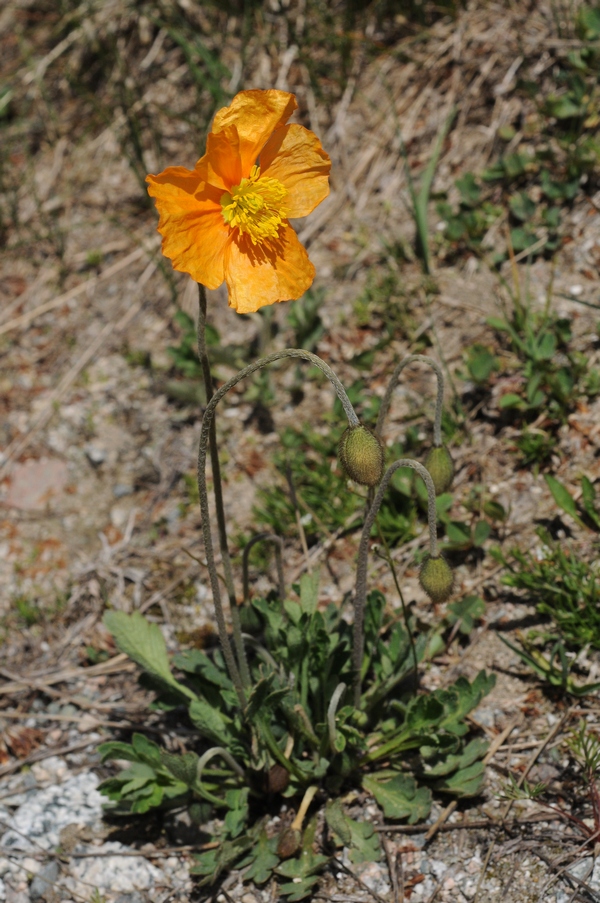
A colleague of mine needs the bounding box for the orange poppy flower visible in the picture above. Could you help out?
[146,90,331,314]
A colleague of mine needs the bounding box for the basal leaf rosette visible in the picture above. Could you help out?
[146,90,331,314]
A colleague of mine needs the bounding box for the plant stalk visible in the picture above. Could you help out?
[376,353,445,447]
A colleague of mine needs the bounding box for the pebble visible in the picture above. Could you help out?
[0,759,191,903]
[84,445,106,466]
[29,861,59,901]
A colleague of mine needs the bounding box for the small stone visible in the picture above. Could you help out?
[84,445,106,466]
[113,484,134,498]
[29,861,59,900]
[114,894,146,903]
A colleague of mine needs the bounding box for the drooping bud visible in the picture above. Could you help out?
[424,445,454,495]
[419,554,454,603]
[338,424,384,487]
[277,826,302,859]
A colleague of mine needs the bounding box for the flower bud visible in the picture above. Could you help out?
[419,554,454,603]
[277,826,302,859]
[425,445,454,494]
[338,425,384,487]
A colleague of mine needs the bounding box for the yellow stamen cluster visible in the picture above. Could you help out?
[221,165,287,244]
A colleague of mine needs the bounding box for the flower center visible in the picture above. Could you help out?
[221,165,287,244]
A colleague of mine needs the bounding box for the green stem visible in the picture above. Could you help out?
[352,459,438,709]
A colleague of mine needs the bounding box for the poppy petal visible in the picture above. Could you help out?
[260,124,331,218]
[198,126,243,192]
[146,168,229,288]
[224,224,315,314]
[211,90,297,176]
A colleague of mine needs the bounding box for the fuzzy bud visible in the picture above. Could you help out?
[338,424,384,487]
[277,827,302,859]
[424,445,454,495]
[419,554,454,603]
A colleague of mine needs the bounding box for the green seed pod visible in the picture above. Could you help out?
[419,554,454,604]
[425,445,454,495]
[338,424,384,487]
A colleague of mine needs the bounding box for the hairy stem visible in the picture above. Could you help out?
[197,287,249,699]
[242,532,285,602]
[376,354,445,447]
[353,458,438,708]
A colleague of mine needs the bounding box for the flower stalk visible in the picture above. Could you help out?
[376,353,445,447]
[242,532,285,602]
[197,285,251,691]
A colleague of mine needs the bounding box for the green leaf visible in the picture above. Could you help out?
[425,737,488,777]
[509,191,536,222]
[276,852,328,880]
[499,392,525,409]
[240,830,279,884]
[245,674,276,721]
[299,569,320,616]
[131,781,164,813]
[98,741,140,764]
[446,596,486,634]
[103,611,197,702]
[119,762,156,795]
[446,521,471,545]
[346,818,381,865]
[160,751,199,786]
[405,694,445,731]
[171,649,232,690]
[278,876,322,901]
[581,476,600,529]
[487,316,510,332]
[131,733,163,768]
[535,331,557,361]
[325,799,352,845]
[545,94,582,119]
[435,760,486,797]
[362,773,432,823]
[224,787,249,838]
[191,833,254,884]
[456,172,481,207]
[189,698,235,745]
[544,475,585,527]
[483,499,506,522]
[473,520,491,547]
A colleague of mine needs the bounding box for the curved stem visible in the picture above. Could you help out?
[327,682,347,755]
[196,746,246,786]
[352,458,438,708]
[197,348,359,711]
[376,354,445,447]
[242,532,285,602]
[291,784,319,832]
